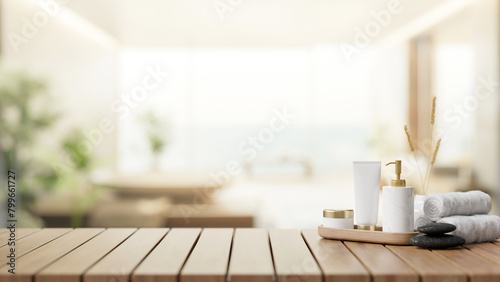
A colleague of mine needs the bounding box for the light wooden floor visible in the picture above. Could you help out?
[0,228,499,282]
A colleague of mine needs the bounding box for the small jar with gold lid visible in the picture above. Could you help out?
[323,209,354,229]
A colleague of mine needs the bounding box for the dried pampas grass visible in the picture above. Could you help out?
[405,96,441,194]
[404,125,414,151]
[431,138,441,166]
[405,125,423,188]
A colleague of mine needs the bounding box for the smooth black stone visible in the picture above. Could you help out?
[409,234,465,249]
[417,223,456,235]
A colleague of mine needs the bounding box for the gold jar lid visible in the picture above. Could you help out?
[323,209,354,219]
[357,225,377,231]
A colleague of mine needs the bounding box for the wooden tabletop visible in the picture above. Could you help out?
[0,228,500,282]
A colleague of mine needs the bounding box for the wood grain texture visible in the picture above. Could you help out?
[2,228,499,282]
[0,228,103,282]
[0,228,40,247]
[36,228,137,282]
[433,247,500,282]
[84,228,168,282]
[0,228,71,264]
[228,228,274,282]
[133,228,201,282]
[465,242,500,265]
[180,228,234,282]
[302,229,369,282]
[387,245,466,282]
[318,225,417,245]
[344,242,418,282]
[269,229,322,282]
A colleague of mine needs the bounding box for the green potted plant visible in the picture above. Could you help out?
[138,111,170,170]
[0,70,59,226]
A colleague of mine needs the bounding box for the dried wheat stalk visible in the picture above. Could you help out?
[405,96,440,194]
[405,125,424,193]
[425,138,442,193]
[424,97,437,192]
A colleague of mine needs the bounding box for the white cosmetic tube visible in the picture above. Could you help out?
[353,161,381,229]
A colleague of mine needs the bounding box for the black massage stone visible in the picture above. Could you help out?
[409,234,466,249]
[417,223,456,235]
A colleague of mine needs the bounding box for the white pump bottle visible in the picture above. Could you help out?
[383,160,414,232]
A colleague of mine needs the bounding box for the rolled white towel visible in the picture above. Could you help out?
[423,190,492,221]
[415,215,434,229]
[438,214,500,243]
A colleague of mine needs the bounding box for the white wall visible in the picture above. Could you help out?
[471,0,500,196]
[1,0,118,166]
[429,0,500,202]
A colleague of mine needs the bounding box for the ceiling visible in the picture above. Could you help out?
[65,0,468,46]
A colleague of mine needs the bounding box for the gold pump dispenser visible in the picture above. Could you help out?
[386,160,406,187]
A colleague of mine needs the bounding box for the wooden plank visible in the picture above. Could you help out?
[84,228,168,282]
[0,228,103,282]
[0,228,72,265]
[465,242,500,265]
[302,229,369,282]
[180,228,234,282]
[387,245,467,282]
[269,229,322,282]
[36,228,137,282]
[433,247,500,282]
[227,228,274,282]
[344,242,418,282]
[0,228,40,247]
[133,228,201,282]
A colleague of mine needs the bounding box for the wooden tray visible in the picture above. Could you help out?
[318,225,418,245]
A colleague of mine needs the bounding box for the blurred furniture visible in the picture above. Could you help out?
[88,197,171,227]
[166,203,254,228]
[4,228,500,282]
[33,193,91,227]
[33,193,172,228]
[34,193,255,228]
[92,171,226,203]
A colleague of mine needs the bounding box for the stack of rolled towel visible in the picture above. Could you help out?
[415,190,500,243]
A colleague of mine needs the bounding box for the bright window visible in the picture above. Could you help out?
[116,46,406,174]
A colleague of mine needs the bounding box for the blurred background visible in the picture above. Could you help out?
[0,0,499,228]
